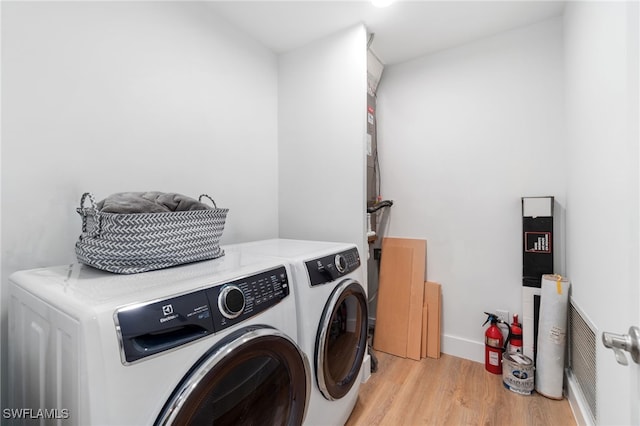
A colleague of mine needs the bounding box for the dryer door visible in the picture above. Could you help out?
[315,279,368,401]
[156,326,310,426]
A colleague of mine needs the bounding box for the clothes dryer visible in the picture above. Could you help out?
[232,239,368,426]
[7,248,309,425]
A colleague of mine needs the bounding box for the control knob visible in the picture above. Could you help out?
[218,285,245,319]
[335,254,347,273]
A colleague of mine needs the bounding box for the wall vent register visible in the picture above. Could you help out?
[115,266,289,364]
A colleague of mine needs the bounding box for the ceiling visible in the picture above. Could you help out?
[206,1,566,65]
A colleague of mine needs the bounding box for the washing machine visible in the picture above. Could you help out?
[7,248,310,425]
[231,239,369,426]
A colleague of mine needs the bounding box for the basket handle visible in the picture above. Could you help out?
[80,192,97,211]
[77,192,100,237]
[199,194,218,208]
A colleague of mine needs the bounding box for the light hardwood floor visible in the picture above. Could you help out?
[346,351,576,426]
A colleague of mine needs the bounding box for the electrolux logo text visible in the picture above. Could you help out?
[2,408,70,420]
[160,303,178,323]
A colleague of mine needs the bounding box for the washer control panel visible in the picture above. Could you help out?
[207,266,289,330]
[115,265,289,364]
[305,247,360,286]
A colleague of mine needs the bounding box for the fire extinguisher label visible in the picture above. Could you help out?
[489,351,500,366]
[486,337,501,347]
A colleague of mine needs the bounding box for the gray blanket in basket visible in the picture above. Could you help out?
[97,192,211,214]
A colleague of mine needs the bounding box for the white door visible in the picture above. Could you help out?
[598,3,640,424]
[599,248,640,425]
[599,252,640,426]
[565,1,639,424]
[595,227,639,425]
[628,2,639,424]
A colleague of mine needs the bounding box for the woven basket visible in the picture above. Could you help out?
[75,192,228,274]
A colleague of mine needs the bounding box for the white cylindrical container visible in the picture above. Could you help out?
[503,352,535,395]
[535,274,570,399]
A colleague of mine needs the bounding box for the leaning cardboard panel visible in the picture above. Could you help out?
[374,238,426,360]
[424,281,441,359]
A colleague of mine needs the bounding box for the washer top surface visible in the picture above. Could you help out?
[9,248,288,310]
[228,239,355,262]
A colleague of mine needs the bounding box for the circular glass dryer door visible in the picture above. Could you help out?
[315,279,368,401]
[156,326,310,426]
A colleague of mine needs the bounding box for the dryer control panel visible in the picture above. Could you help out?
[305,247,360,287]
[115,266,289,364]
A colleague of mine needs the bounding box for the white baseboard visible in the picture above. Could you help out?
[441,333,484,363]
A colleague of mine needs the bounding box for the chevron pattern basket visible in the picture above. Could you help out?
[75,192,228,274]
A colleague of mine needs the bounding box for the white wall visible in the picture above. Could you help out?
[564,2,639,424]
[1,0,279,403]
[278,25,368,261]
[377,17,565,362]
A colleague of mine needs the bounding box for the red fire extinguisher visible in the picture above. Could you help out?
[483,312,504,374]
[506,314,523,354]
